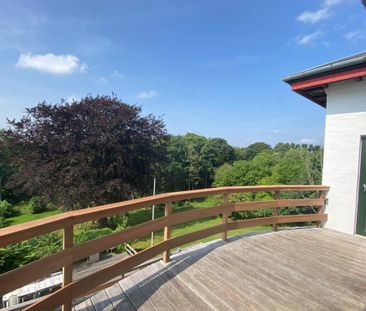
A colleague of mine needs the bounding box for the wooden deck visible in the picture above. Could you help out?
[74,228,366,311]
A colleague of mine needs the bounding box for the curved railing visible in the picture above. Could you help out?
[0,185,329,311]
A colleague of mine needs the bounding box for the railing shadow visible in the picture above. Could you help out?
[85,230,272,310]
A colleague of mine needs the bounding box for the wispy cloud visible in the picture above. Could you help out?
[297,7,330,23]
[323,0,345,6]
[300,138,317,144]
[112,70,125,78]
[296,0,349,24]
[98,76,108,84]
[295,31,324,46]
[136,90,159,99]
[344,30,365,41]
[16,52,88,75]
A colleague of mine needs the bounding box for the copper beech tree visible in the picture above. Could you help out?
[5,95,168,210]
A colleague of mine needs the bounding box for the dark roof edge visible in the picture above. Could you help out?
[282,51,366,83]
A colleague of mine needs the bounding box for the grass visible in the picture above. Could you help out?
[3,196,272,253]
[130,214,270,251]
[128,196,271,251]
[4,201,62,226]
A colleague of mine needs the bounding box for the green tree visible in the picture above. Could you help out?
[160,135,190,192]
[214,150,277,187]
[269,148,322,185]
[161,134,235,191]
[242,142,271,160]
[0,131,15,201]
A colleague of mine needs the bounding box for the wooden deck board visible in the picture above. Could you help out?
[143,264,197,311]
[149,262,214,311]
[104,283,135,311]
[74,298,95,311]
[128,269,176,311]
[90,290,114,311]
[119,273,156,311]
[76,228,366,311]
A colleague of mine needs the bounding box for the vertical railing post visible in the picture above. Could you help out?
[317,190,326,228]
[272,191,280,232]
[222,193,230,241]
[163,201,173,263]
[62,225,73,311]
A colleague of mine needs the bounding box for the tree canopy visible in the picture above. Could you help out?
[5,95,168,210]
[160,133,235,191]
[214,144,322,188]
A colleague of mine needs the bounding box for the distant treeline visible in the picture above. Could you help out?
[0,95,323,213]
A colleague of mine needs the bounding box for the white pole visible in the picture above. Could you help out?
[151,177,156,246]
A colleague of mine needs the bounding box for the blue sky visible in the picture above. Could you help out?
[0,0,365,147]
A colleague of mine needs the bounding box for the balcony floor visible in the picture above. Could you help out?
[74,228,366,311]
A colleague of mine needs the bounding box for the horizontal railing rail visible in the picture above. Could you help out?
[0,185,329,311]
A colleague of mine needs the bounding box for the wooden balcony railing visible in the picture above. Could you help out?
[0,185,329,311]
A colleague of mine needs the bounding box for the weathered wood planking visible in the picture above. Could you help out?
[104,283,135,311]
[78,228,366,311]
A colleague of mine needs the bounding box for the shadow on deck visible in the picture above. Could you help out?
[75,228,366,311]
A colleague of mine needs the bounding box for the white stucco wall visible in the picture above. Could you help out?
[322,78,366,234]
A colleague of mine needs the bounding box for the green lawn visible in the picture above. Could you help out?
[128,196,271,251]
[5,208,63,226]
[130,215,270,251]
[3,201,63,227]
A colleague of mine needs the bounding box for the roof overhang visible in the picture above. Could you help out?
[282,52,366,108]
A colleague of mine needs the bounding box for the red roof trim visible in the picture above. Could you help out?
[291,67,366,91]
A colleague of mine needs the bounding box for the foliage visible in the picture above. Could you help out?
[0,199,16,218]
[0,232,62,273]
[74,227,113,244]
[240,142,272,161]
[213,144,323,220]
[107,213,130,230]
[0,216,5,228]
[215,145,322,188]
[161,133,235,191]
[28,196,47,214]
[5,95,168,210]
[0,130,16,201]
[214,150,277,187]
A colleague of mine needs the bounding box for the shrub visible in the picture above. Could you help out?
[29,196,47,214]
[74,227,113,244]
[0,200,15,218]
[0,216,5,228]
[108,213,129,230]
[0,232,62,273]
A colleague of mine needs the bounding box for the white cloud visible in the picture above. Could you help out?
[344,30,365,41]
[16,52,88,75]
[136,90,159,99]
[297,7,330,23]
[98,76,108,84]
[296,0,349,24]
[112,70,125,78]
[323,0,344,6]
[295,31,323,46]
[300,138,317,144]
